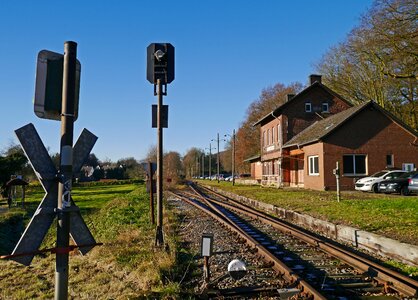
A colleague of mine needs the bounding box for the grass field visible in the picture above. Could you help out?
[197,180,418,276]
[0,182,188,299]
[198,180,418,246]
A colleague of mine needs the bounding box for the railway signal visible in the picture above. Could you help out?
[147,43,175,247]
[3,41,99,300]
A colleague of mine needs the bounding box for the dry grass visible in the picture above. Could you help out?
[0,184,183,299]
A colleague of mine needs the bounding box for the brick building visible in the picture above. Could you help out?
[253,74,418,190]
[283,101,418,190]
[253,75,352,186]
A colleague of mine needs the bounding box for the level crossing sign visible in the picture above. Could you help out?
[10,123,98,266]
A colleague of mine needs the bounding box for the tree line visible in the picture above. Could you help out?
[222,0,417,173]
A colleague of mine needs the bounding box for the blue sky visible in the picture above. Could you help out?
[0,1,372,161]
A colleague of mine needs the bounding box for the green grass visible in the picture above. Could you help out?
[197,180,418,277]
[198,180,418,245]
[0,182,187,299]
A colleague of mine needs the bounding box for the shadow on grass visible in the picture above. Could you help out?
[0,212,25,255]
[0,201,100,256]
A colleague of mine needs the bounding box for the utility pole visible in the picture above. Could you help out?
[232,129,236,186]
[196,155,199,178]
[217,133,220,183]
[55,41,77,300]
[206,144,215,179]
[209,145,211,179]
[225,130,236,186]
[202,153,205,178]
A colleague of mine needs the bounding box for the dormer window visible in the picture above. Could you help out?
[305,102,312,112]
[322,102,329,113]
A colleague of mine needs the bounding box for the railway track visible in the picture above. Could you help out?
[170,182,418,299]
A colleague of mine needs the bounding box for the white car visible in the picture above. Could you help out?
[355,170,406,193]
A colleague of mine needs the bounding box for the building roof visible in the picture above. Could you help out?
[243,154,261,163]
[4,178,29,187]
[253,81,352,126]
[282,101,418,148]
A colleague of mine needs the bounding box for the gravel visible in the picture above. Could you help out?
[167,196,286,299]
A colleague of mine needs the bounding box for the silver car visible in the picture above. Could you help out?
[408,173,418,194]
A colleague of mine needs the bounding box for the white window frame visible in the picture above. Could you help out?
[277,124,282,146]
[272,126,275,144]
[322,102,329,113]
[305,102,312,112]
[308,155,319,176]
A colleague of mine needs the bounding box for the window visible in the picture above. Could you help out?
[402,163,414,171]
[277,124,282,145]
[322,102,329,113]
[263,130,266,147]
[272,127,275,144]
[386,154,394,167]
[343,154,366,175]
[267,129,270,145]
[308,156,319,175]
[305,102,312,112]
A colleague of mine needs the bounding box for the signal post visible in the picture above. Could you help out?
[147,43,175,247]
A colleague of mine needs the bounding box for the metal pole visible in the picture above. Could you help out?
[336,161,341,202]
[217,133,220,183]
[55,41,77,300]
[232,129,236,186]
[209,144,212,179]
[196,156,198,178]
[203,256,210,284]
[148,161,155,225]
[155,79,164,247]
[202,154,204,178]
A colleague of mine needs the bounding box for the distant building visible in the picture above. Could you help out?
[253,75,418,190]
[282,101,418,190]
[253,74,352,187]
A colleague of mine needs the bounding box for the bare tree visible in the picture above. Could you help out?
[316,0,417,129]
[164,151,183,186]
[182,147,203,178]
[234,82,303,172]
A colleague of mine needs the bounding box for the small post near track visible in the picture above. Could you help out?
[147,43,175,247]
[334,161,341,202]
[2,41,100,300]
[201,233,213,284]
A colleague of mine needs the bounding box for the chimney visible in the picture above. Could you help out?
[286,94,295,102]
[309,74,322,85]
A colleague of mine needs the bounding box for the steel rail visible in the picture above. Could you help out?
[193,183,418,297]
[169,190,327,300]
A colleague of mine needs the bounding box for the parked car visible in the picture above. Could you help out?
[210,174,225,180]
[355,170,406,193]
[378,171,418,195]
[239,173,251,178]
[407,173,418,194]
[224,175,238,181]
